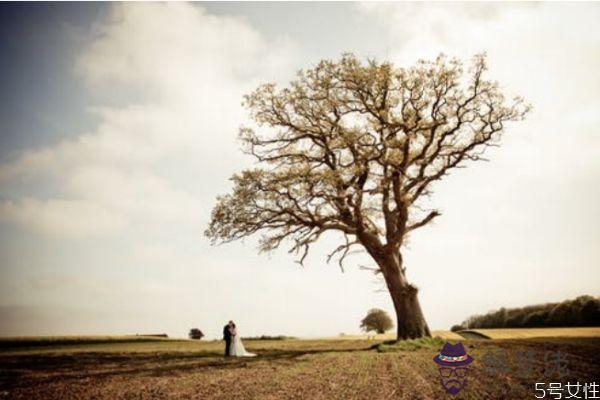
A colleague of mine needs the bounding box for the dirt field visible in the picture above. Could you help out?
[1,334,599,399]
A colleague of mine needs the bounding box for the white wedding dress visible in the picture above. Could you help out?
[230,332,257,357]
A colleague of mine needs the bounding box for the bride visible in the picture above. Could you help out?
[229,323,257,357]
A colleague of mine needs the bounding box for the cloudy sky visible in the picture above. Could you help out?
[0,2,598,339]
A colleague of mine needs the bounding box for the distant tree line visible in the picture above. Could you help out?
[451,295,600,331]
[242,335,296,341]
[186,330,295,341]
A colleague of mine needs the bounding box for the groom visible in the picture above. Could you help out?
[223,320,233,357]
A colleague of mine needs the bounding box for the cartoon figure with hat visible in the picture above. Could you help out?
[433,342,474,395]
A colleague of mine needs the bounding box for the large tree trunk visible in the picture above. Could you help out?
[378,251,431,341]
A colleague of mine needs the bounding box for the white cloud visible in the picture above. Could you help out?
[0,3,295,237]
[0,197,127,237]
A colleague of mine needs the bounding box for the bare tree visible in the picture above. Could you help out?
[206,54,529,340]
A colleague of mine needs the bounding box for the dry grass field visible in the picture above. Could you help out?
[0,330,599,399]
[460,327,600,339]
[327,330,464,342]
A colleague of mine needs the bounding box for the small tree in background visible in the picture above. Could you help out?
[361,308,394,334]
[189,328,204,340]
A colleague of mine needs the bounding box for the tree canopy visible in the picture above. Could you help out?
[361,308,394,334]
[206,53,529,267]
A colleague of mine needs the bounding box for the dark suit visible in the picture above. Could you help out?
[223,324,232,356]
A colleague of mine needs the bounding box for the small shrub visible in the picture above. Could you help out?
[188,328,204,340]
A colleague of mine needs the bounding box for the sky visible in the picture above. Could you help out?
[0,2,598,339]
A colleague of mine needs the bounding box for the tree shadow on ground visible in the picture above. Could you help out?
[0,346,369,389]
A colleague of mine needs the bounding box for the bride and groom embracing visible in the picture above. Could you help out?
[223,320,257,357]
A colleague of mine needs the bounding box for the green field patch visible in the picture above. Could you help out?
[374,336,445,352]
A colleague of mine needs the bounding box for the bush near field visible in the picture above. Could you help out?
[189,329,204,340]
[241,335,296,341]
[457,295,600,329]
